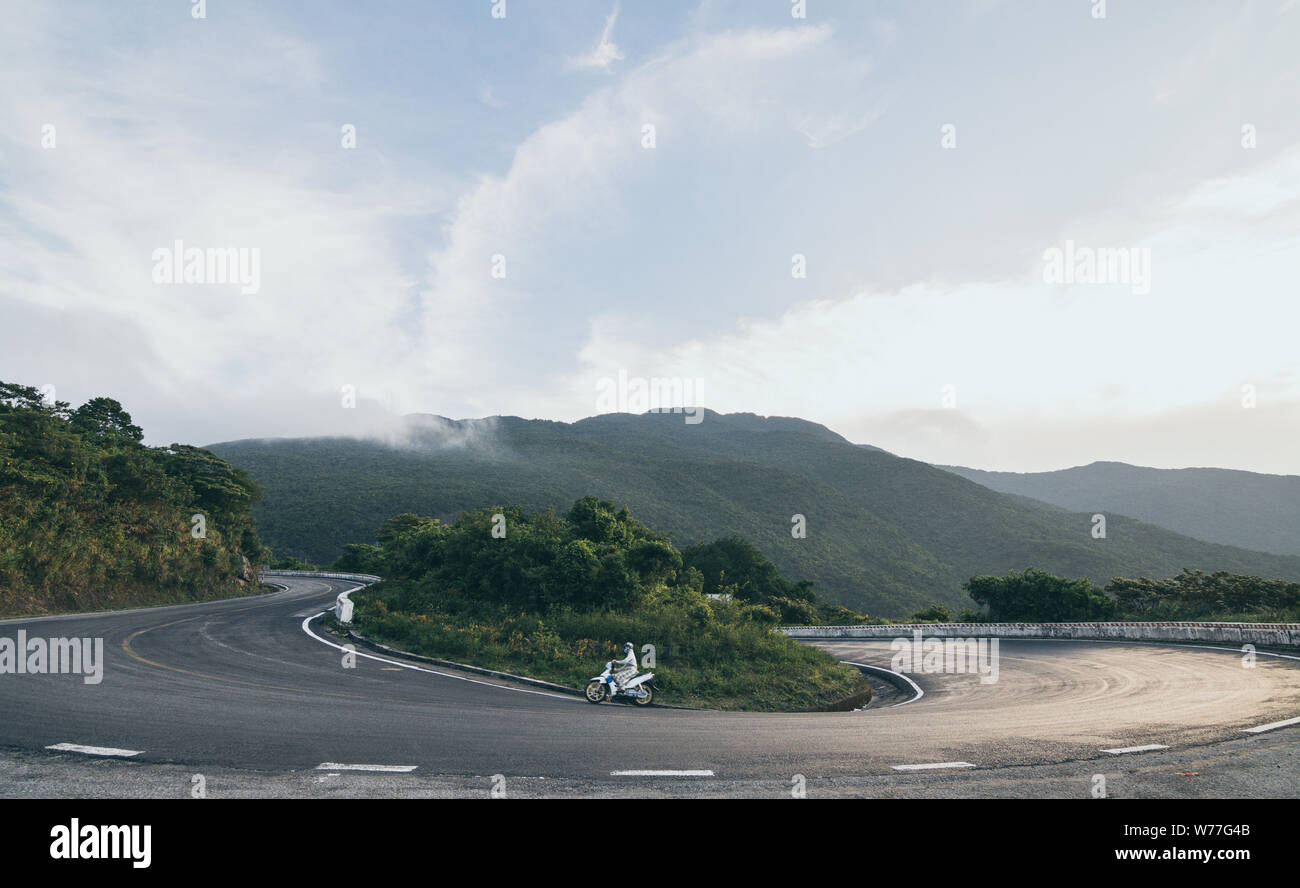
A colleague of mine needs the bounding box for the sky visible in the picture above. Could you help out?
[2,0,1298,474]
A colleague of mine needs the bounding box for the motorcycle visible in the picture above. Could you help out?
[585,661,655,705]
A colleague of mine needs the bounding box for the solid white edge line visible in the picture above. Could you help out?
[1243,715,1300,734]
[46,743,142,757]
[316,763,418,772]
[610,770,714,777]
[891,762,975,771]
[841,661,924,707]
[1101,744,1169,754]
[300,611,581,702]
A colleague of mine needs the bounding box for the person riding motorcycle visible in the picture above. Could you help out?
[610,642,638,695]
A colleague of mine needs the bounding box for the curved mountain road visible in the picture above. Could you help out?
[2,576,1298,792]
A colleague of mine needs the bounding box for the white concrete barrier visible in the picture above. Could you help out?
[781,621,1300,648]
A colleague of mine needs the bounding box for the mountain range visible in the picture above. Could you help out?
[940,461,1299,557]
[209,411,1300,617]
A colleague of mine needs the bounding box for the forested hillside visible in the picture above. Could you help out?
[210,410,1300,617]
[0,381,266,617]
[941,461,1300,557]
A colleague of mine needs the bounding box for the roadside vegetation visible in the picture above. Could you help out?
[910,566,1300,624]
[338,497,869,710]
[0,381,267,617]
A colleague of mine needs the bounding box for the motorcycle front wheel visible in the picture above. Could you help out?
[632,683,654,706]
[585,680,607,703]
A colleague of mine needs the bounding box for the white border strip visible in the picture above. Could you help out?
[1102,744,1169,754]
[46,743,142,757]
[610,770,714,777]
[316,763,417,773]
[1243,716,1300,734]
[891,761,975,771]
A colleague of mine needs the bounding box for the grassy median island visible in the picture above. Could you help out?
[340,498,869,711]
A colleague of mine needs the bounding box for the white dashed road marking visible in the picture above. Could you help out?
[1243,716,1300,734]
[46,743,142,757]
[1101,744,1169,754]
[315,762,418,773]
[610,769,714,777]
[891,761,975,771]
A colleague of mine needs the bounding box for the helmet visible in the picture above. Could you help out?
[623,642,634,653]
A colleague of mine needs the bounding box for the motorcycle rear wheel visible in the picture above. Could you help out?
[632,683,654,706]
[585,680,607,703]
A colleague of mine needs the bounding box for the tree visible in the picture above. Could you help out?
[548,538,601,606]
[626,538,682,585]
[376,513,438,548]
[334,543,384,574]
[567,496,621,544]
[566,496,659,547]
[1105,575,1174,618]
[681,537,793,603]
[0,381,69,416]
[1106,569,1300,619]
[909,604,951,623]
[70,398,144,444]
[965,568,1116,621]
[157,444,260,519]
[770,596,819,625]
[819,603,871,625]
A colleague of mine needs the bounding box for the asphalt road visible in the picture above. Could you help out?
[1,576,1298,796]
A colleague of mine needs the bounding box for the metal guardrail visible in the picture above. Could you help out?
[262,570,383,584]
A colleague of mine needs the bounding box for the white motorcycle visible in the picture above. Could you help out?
[585,661,655,706]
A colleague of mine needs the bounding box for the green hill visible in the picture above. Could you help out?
[209,410,1300,617]
[1,381,266,617]
[346,498,869,710]
[940,461,1300,557]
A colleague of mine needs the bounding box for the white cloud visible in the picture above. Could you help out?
[4,4,1298,479]
[1179,147,1300,218]
[546,148,1300,473]
[414,22,876,408]
[0,5,451,442]
[2,12,875,442]
[566,2,625,71]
